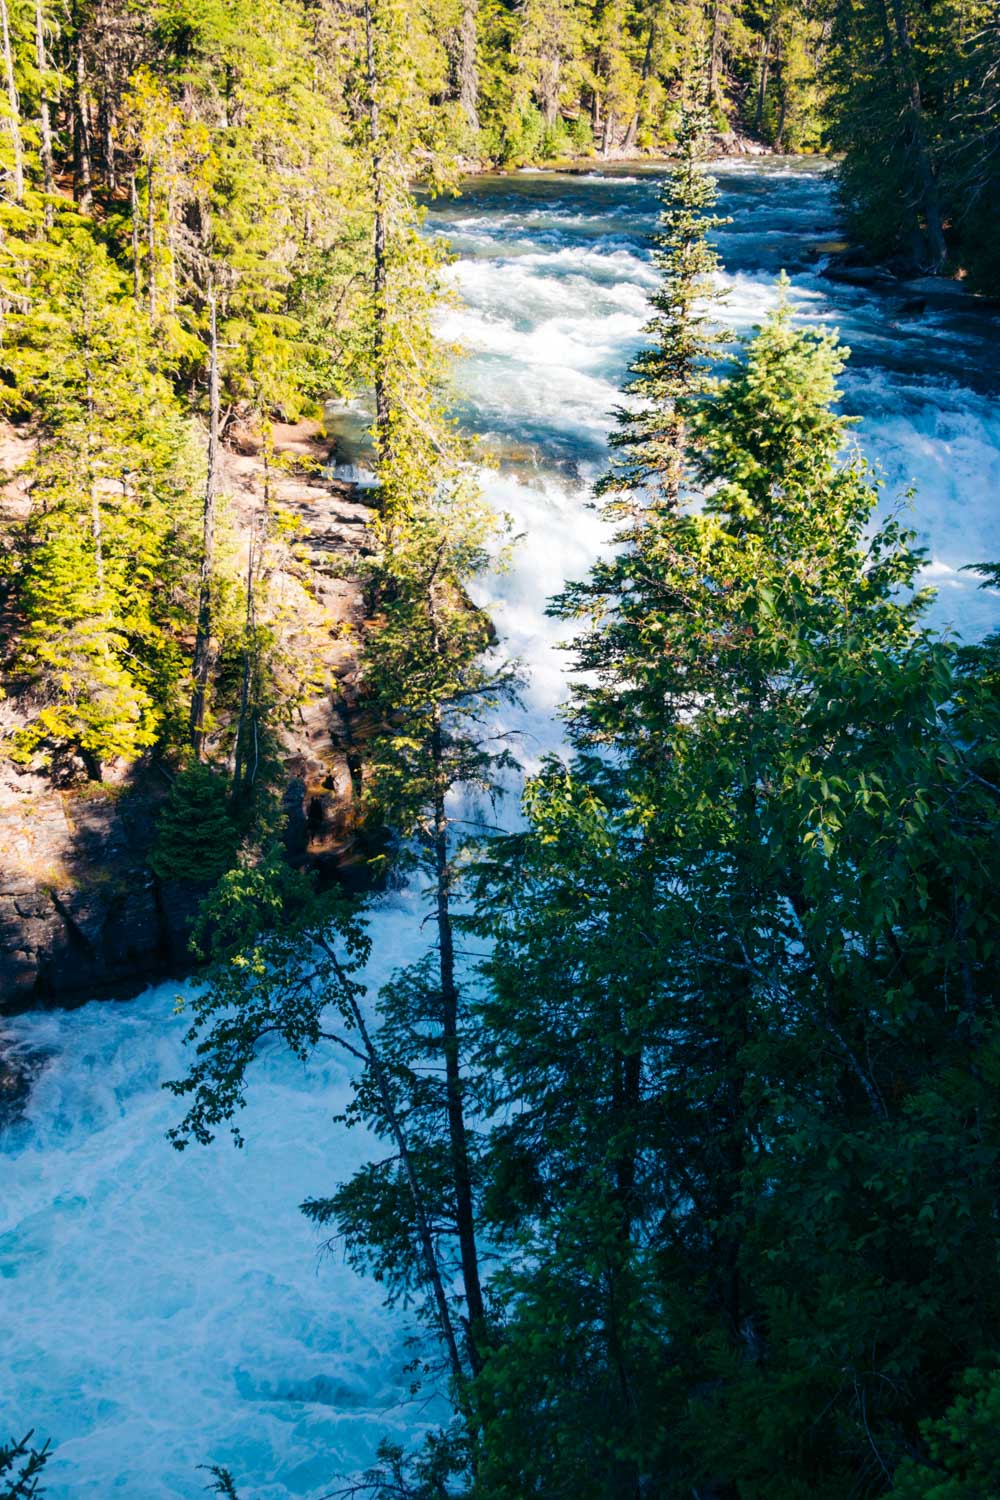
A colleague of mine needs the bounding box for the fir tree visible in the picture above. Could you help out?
[0,1431,50,1500]
[553,104,730,751]
[474,289,1000,1498]
[150,763,239,883]
[4,232,202,775]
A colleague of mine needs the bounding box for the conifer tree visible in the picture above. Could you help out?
[0,1430,50,1500]
[474,278,1000,1499]
[3,233,201,774]
[553,104,729,751]
[167,14,517,1474]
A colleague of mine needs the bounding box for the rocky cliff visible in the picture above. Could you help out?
[0,423,373,1013]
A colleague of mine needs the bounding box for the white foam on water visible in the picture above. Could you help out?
[2,160,999,1499]
[0,968,434,1498]
[573,173,641,184]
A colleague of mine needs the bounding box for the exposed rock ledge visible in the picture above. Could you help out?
[0,422,374,1014]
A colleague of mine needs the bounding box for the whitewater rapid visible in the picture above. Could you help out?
[2,159,998,1498]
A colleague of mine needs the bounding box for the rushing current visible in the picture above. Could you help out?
[2,160,999,1498]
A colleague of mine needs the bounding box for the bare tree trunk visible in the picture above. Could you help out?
[231,525,257,802]
[130,171,141,301]
[33,0,54,220]
[458,0,479,131]
[622,20,655,154]
[425,571,488,1376]
[146,154,157,322]
[430,725,488,1375]
[708,0,725,109]
[73,16,92,211]
[541,53,561,127]
[233,436,267,802]
[322,937,466,1387]
[774,54,787,148]
[167,184,177,315]
[754,1,776,132]
[363,0,391,459]
[189,291,220,757]
[0,0,24,204]
[881,0,947,267]
[101,87,115,191]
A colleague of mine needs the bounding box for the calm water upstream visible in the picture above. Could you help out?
[2,159,998,1498]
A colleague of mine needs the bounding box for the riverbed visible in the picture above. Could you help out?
[2,158,998,1498]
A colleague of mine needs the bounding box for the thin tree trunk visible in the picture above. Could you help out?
[73,18,92,211]
[167,186,177,316]
[775,58,787,148]
[81,318,104,587]
[708,0,725,108]
[541,57,560,127]
[322,937,466,1387]
[34,0,54,220]
[232,519,256,802]
[233,435,268,802]
[102,92,114,191]
[363,0,391,459]
[130,171,141,301]
[86,410,102,585]
[881,0,947,267]
[146,154,157,322]
[755,2,776,132]
[0,0,24,205]
[430,713,488,1375]
[189,291,220,757]
[605,858,649,1500]
[423,560,488,1376]
[622,20,655,153]
[458,0,479,131]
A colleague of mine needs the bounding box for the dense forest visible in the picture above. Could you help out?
[1,0,1000,1495]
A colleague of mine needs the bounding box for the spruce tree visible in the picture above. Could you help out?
[167,13,518,1479]
[553,104,730,751]
[4,232,202,775]
[475,284,1000,1498]
[0,1431,50,1500]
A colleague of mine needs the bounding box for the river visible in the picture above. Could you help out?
[2,158,998,1498]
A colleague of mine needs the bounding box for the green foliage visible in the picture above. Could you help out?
[827,0,998,287]
[555,106,731,744]
[150,765,240,883]
[0,1432,50,1500]
[324,1432,469,1499]
[469,175,1000,1497]
[198,1464,242,1498]
[893,1369,1000,1498]
[0,0,989,1493]
[165,849,370,1149]
[3,232,203,773]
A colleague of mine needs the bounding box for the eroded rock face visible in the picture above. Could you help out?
[0,763,208,1009]
[0,425,373,1013]
[0,1033,51,1126]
